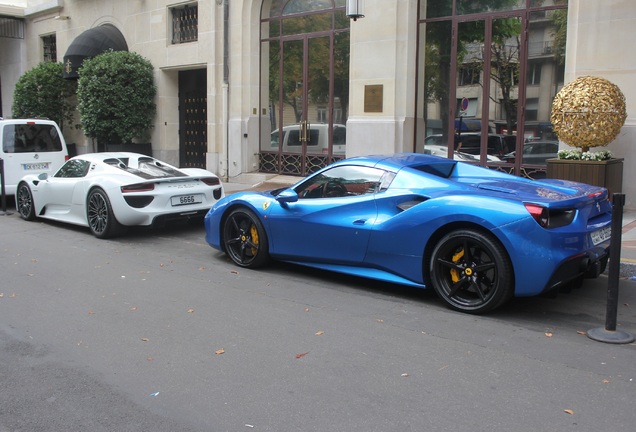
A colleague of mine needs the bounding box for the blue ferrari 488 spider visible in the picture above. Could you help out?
[204,153,612,313]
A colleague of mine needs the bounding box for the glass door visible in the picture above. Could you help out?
[260,1,349,177]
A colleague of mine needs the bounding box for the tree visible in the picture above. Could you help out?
[12,62,76,130]
[77,50,156,144]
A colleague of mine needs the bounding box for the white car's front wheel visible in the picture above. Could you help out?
[87,188,124,239]
[17,182,36,221]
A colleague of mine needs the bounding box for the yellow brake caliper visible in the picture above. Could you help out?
[250,224,259,255]
[450,249,464,283]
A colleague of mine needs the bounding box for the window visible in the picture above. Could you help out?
[3,124,63,153]
[458,64,480,86]
[527,62,541,85]
[42,34,57,62]
[171,3,198,44]
[295,165,388,199]
[55,159,91,178]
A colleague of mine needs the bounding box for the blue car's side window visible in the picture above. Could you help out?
[296,165,389,199]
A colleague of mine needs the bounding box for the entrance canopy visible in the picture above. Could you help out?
[63,24,127,79]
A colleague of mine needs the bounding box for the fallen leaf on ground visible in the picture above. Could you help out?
[130,307,137,312]
[564,409,574,415]
[141,337,150,342]
[215,348,225,355]
[187,308,195,313]
[295,352,309,359]
[315,331,325,336]
[376,319,384,323]
[545,332,553,337]
[576,331,586,335]
[88,310,95,315]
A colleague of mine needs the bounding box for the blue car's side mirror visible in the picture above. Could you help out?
[276,188,299,204]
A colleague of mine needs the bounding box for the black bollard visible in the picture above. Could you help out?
[0,158,7,215]
[587,193,635,344]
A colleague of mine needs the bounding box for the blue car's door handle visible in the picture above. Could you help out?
[353,219,367,225]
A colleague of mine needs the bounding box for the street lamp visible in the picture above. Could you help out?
[346,0,364,21]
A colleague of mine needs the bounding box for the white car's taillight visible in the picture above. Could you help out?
[121,182,155,193]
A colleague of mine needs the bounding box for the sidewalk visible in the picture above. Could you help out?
[223,174,636,279]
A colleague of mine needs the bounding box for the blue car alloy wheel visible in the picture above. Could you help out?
[429,229,513,314]
[222,208,270,268]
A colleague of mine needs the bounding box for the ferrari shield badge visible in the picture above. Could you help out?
[263,201,271,210]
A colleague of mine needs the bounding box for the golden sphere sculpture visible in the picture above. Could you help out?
[550,76,627,153]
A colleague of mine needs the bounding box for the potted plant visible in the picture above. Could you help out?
[547,76,627,196]
[76,50,156,154]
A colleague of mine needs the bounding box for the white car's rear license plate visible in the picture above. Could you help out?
[591,226,611,245]
[171,194,203,206]
[23,162,50,171]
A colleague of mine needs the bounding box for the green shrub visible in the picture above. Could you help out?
[77,50,156,144]
[11,62,76,129]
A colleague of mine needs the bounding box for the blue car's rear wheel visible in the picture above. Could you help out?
[223,208,270,268]
[430,230,513,314]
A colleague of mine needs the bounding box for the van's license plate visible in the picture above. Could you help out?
[591,226,611,245]
[171,194,203,206]
[23,162,50,171]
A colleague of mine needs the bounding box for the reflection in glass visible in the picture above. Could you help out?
[422,21,453,151]
[491,17,520,139]
[519,9,566,175]
[457,0,523,15]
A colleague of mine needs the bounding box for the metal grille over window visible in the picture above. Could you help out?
[0,16,25,39]
[172,4,198,44]
[43,35,57,62]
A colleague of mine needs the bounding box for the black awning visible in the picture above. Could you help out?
[63,24,128,79]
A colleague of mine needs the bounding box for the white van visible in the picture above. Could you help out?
[270,123,346,155]
[0,118,69,195]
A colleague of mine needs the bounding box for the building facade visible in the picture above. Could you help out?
[1,0,635,208]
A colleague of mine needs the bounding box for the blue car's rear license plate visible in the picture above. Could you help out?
[591,226,611,245]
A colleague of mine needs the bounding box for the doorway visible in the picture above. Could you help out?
[259,0,350,176]
[178,69,207,168]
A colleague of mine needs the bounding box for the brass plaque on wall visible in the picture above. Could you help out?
[364,85,383,113]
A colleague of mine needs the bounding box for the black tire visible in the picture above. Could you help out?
[87,188,123,239]
[16,182,36,221]
[429,229,513,314]
[222,208,270,268]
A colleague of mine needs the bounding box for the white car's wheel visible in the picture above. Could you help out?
[17,182,36,221]
[87,188,124,239]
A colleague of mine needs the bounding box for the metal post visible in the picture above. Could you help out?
[587,193,635,344]
[0,158,8,215]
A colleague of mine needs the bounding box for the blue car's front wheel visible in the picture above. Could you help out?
[429,230,513,314]
[223,208,270,268]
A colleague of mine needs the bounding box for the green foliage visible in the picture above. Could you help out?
[11,62,76,129]
[77,50,156,144]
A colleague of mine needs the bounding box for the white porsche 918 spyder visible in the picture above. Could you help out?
[16,152,224,238]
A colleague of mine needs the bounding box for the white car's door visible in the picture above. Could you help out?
[35,159,92,224]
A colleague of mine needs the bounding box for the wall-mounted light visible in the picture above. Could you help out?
[346,0,364,21]
[54,15,70,20]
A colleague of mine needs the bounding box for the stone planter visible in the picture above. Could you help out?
[546,158,624,197]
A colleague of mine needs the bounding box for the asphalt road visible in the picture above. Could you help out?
[1,211,635,432]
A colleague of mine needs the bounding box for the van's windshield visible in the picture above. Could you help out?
[2,124,64,153]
